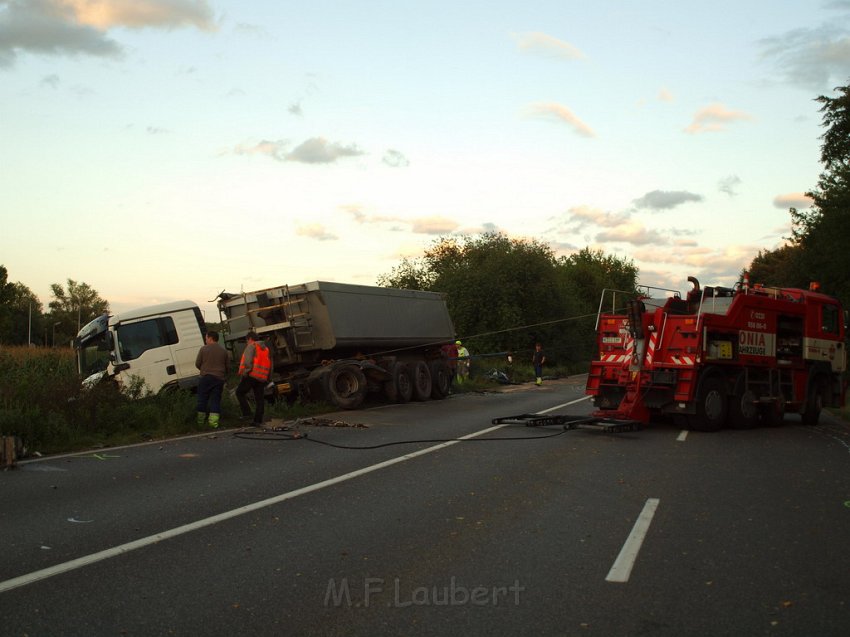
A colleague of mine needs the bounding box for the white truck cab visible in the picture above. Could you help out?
[75,300,206,393]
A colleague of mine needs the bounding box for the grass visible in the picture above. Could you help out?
[0,346,327,456]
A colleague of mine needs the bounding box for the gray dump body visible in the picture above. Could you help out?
[218,281,455,366]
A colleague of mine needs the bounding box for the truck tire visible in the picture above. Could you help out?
[728,374,758,429]
[691,376,727,432]
[326,364,367,410]
[429,360,451,399]
[411,360,432,401]
[801,376,826,426]
[384,362,413,403]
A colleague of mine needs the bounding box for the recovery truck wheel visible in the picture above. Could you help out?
[325,364,367,410]
[728,375,758,429]
[691,376,727,432]
[384,362,413,403]
[411,360,432,401]
[801,376,826,426]
[429,360,451,399]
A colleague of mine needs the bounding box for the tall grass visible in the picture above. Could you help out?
[0,346,329,455]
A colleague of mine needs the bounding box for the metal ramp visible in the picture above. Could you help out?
[491,413,641,433]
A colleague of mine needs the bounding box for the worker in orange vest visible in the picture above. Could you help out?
[236,331,273,426]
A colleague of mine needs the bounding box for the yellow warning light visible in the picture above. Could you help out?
[605,319,616,325]
[809,282,821,291]
[684,318,695,325]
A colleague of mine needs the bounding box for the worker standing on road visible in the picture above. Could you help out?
[441,340,459,391]
[236,331,273,427]
[532,342,546,386]
[456,340,470,384]
[195,331,229,428]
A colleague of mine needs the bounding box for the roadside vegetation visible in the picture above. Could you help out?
[0,346,578,456]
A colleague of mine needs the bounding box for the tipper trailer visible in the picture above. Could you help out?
[217,281,456,410]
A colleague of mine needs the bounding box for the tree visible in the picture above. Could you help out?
[48,279,109,347]
[745,243,806,289]
[785,81,850,305]
[0,265,43,345]
[378,234,638,365]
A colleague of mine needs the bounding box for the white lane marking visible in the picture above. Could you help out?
[538,395,591,414]
[677,430,688,442]
[0,424,509,594]
[605,498,660,583]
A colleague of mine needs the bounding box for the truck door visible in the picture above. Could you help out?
[167,308,206,389]
[114,316,181,392]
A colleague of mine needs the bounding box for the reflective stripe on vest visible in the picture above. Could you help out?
[239,343,272,381]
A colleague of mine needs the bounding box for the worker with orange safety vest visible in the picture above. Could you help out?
[236,331,274,427]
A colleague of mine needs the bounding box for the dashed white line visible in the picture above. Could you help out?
[605,498,660,583]
[677,430,688,442]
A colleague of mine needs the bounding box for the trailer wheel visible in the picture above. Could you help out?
[429,360,451,399]
[325,365,367,410]
[411,360,432,401]
[728,375,758,429]
[384,362,413,403]
[801,377,826,426]
[692,376,727,432]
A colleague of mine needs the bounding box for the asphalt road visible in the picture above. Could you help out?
[1,377,849,637]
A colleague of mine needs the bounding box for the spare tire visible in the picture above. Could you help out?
[411,360,432,401]
[325,364,367,410]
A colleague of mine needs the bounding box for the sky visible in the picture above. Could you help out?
[2,0,850,323]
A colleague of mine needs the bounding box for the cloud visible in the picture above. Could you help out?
[525,102,596,138]
[410,216,459,234]
[759,23,850,90]
[65,0,216,30]
[232,139,288,161]
[286,137,364,164]
[40,72,59,87]
[596,222,668,246]
[773,192,813,209]
[0,0,215,68]
[230,137,364,164]
[658,87,674,102]
[288,100,303,116]
[296,223,337,241]
[633,190,704,210]
[718,175,742,196]
[566,205,630,230]
[684,103,754,134]
[382,149,409,168]
[513,31,586,60]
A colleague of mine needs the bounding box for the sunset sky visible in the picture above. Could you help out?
[2,0,849,321]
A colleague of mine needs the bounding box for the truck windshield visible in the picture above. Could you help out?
[78,332,111,376]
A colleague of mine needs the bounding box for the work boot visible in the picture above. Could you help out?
[209,413,220,429]
[196,411,206,426]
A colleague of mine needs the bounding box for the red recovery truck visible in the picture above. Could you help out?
[586,276,847,431]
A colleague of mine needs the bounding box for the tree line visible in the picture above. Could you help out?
[0,267,108,347]
[746,78,850,309]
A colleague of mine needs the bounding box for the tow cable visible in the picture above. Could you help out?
[231,413,639,450]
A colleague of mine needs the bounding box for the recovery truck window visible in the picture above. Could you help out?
[822,304,839,334]
[117,317,178,361]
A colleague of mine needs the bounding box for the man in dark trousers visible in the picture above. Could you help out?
[195,330,228,428]
[236,331,273,426]
[532,342,546,386]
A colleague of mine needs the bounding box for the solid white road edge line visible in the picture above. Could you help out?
[1,424,511,594]
[605,497,661,583]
